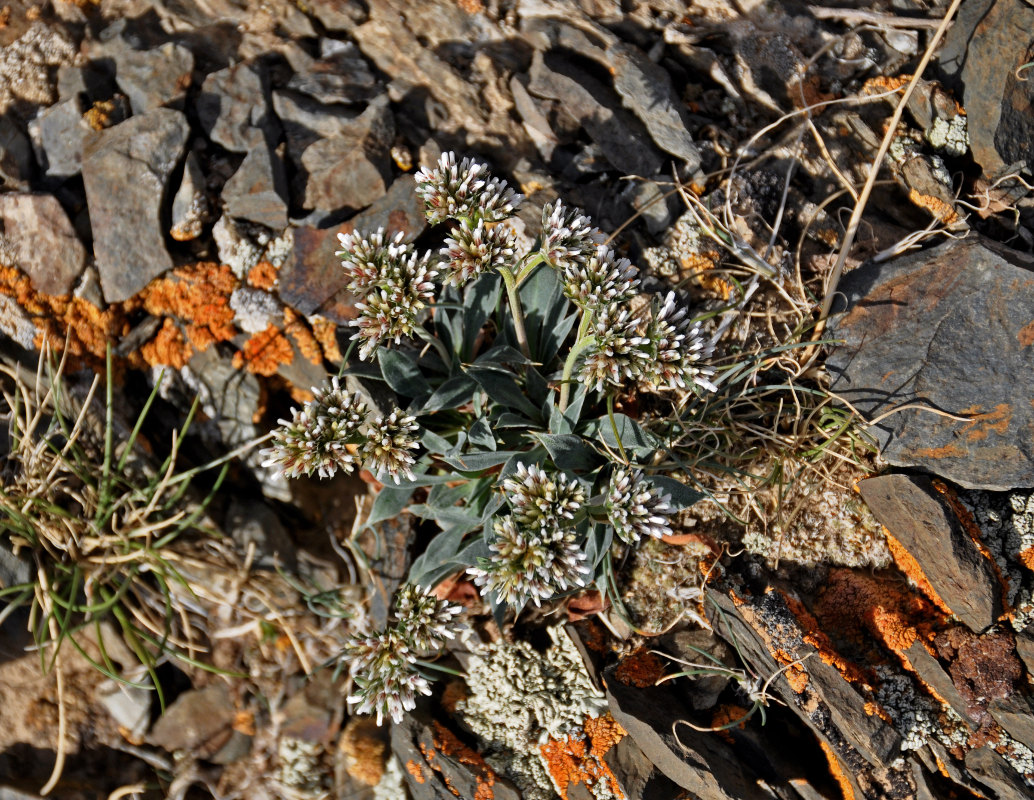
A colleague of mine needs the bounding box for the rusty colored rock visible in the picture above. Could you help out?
[858,474,1004,633]
[279,175,424,325]
[828,235,1034,491]
[938,0,1034,178]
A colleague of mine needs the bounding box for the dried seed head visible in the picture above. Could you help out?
[260,377,368,479]
[561,244,640,311]
[579,304,650,392]
[502,463,585,530]
[440,219,515,286]
[606,467,674,543]
[467,517,589,609]
[415,151,522,224]
[336,228,414,294]
[645,292,716,393]
[360,410,420,484]
[393,583,464,652]
[541,200,601,269]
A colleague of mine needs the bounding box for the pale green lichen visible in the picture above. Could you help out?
[454,625,608,800]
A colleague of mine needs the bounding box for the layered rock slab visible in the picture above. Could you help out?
[827,235,1034,491]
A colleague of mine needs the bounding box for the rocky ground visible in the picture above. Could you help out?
[2,0,1034,798]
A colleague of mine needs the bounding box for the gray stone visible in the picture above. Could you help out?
[391,712,521,800]
[964,746,1033,800]
[82,109,190,303]
[149,683,236,755]
[197,62,274,153]
[527,50,663,176]
[827,236,1034,491]
[0,541,32,590]
[297,95,394,214]
[523,13,701,173]
[988,693,1034,751]
[903,641,976,725]
[272,90,365,164]
[112,41,195,115]
[0,192,85,295]
[97,678,151,741]
[170,151,209,242]
[285,42,378,106]
[858,474,1003,633]
[308,0,367,32]
[225,497,295,570]
[938,0,1034,177]
[28,97,85,178]
[604,666,772,800]
[352,5,489,136]
[222,142,289,230]
[1017,630,1034,675]
[0,115,34,189]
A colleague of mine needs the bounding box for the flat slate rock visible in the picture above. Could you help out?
[938,0,1034,177]
[27,97,85,178]
[604,668,772,800]
[858,474,1003,633]
[197,62,275,153]
[222,141,288,230]
[82,108,190,303]
[827,235,1034,491]
[0,192,85,295]
[111,41,194,115]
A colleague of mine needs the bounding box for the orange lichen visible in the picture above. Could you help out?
[819,739,858,800]
[457,0,485,12]
[139,262,238,366]
[232,324,294,376]
[906,188,960,225]
[140,319,192,369]
[1019,546,1034,573]
[711,703,750,730]
[83,99,117,131]
[284,307,323,366]
[863,700,894,726]
[614,647,666,688]
[883,531,953,616]
[247,261,279,290]
[0,265,130,365]
[430,721,498,800]
[311,317,343,363]
[406,759,426,784]
[812,569,944,659]
[861,74,910,96]
[779,590,868,684]
[540,714,626,800]
[1017,320,1034,347]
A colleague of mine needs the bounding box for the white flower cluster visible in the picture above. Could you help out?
[605,467,674,543]
[343,584,463,726]
[468,463,590,609]
[336,229,439,361]
[415,151,523,225]
[261,378,419,483]
[582,291,716,395]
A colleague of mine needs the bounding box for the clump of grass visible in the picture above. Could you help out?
[0,346,237,694]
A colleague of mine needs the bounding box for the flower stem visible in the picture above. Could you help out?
[558,313,595,413]
[515,251,545,284]
[607,394,629,464]
[497,266,531,360]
